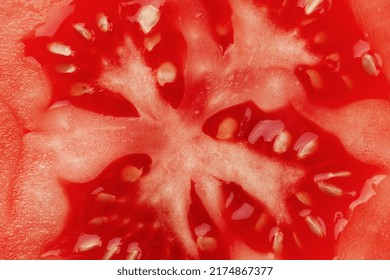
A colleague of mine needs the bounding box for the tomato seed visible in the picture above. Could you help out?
[157,62,177,86]
[216,117,238,140]
[273,130,292,154]
[73,23,94,41]
[47,42,74,56]
[317,181,343,197]
[96,13,111,32]
[304,215,326,238]
[55,63,77,73]
[137,5,160,34]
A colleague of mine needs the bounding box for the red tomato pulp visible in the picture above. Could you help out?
[0,0,390,259]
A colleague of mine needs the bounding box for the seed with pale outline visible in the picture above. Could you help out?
[47,42,74,56]
[361,53,380,76]
[197,236,217,252]
[305,215,326,238]
[89,216,109,226]
[295,191,312,206]
[217,117,238,140]
[304,0,324,15]
[255,213,269,232]
[73,233,102,253]
[294,132,318,159]
[70,83,94,96]
[305,69,323,90]
[272,230,284,255]
[73,23,94,40]
[96,13,111,32]
[317,181,343,197]
[55,63,77,73]
[137,5,160,34]
[96,192,116,203]
[121,165,142,183]
[144,33,161,51]
[126,242,142,260]
[273,130,292,154]
[102,238,122,260]
[157,62,177,86]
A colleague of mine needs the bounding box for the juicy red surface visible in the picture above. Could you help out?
[22,0,390,259]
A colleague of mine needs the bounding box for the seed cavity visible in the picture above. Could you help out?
[73,23,94,40]
[121,165,142,183]
[305,215,326,238]
[295,191,312,206]
[317,181,343,197]
[144,33,161,51]
[96,13,111,32]
[70,82,95,96]
[102,237,122,260]
[73,233,102,253]
[217,117,238,140]
[294,132,318,159]
[126,242,142,260]
[273,130,292,154]
[156,62,177,86]
[361,53,381,77]
[305,69,323,90]
[47,42,74,56]
[137,5,160,34]
[231,203,255,221]
[197,236,218,253]
[55,63,77,73]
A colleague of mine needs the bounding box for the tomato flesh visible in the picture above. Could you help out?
[0,0,389,259]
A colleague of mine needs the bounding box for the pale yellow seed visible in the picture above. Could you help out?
[273,130,292,154]
[297,139,318,159]
[216,117,238,140]
[295,191,312,206]
[144,33,161,51]
[157,62,177,86]
[305,215,325,238]
[121,165,142,183]
[138,5,160,34]
[305,69,323,90]
[96,193,116,203]
[341,75,354,90]
[73,23,94,40]
[255,213,269,232]
[70,83,94,96]
[317,181,343,197]
[74,234,102,252]
[55,63,77,73]
[361,53,380,77]
[304,0,324,15]
[96,13,111,32]
[272,230,284,256]
[197,236,218,252]
[89,216,109,226]
[313,32,327,44]
[47,42,74,56]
